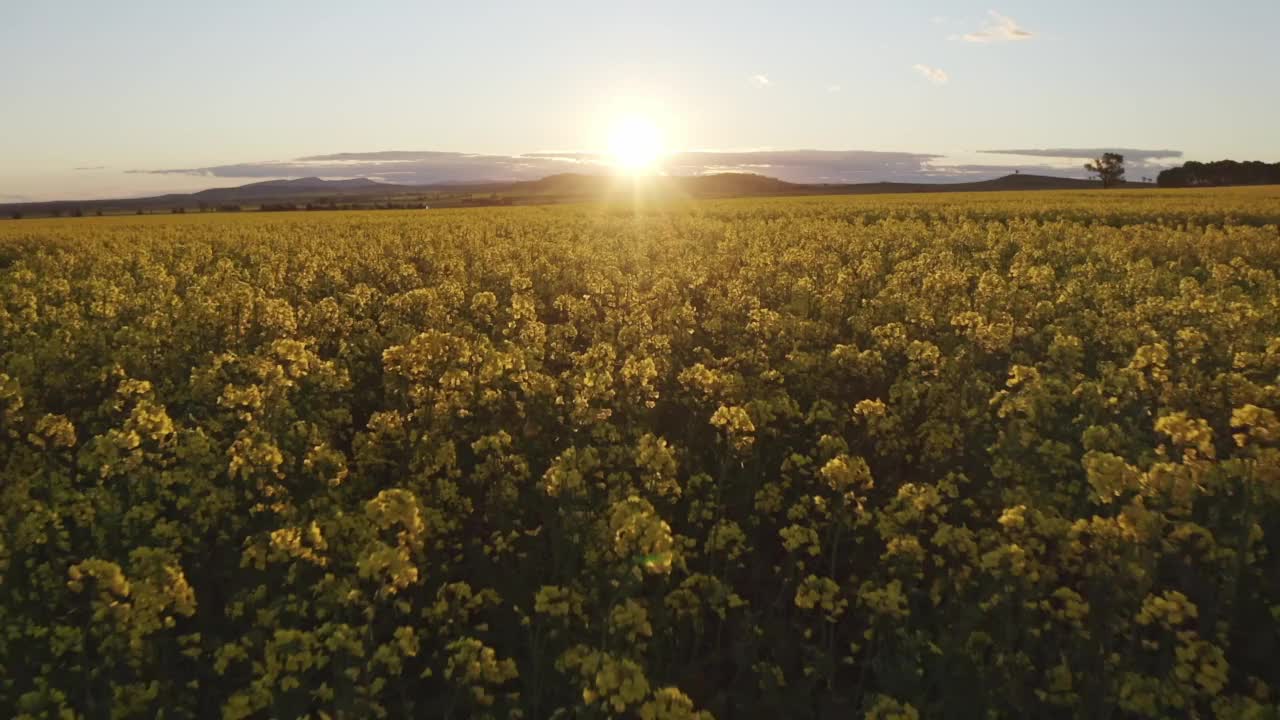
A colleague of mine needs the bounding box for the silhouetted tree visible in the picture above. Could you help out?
[10,211,22,220]
[1084,153,1125,188]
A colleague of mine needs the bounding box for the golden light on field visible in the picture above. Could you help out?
[607,116,664,173]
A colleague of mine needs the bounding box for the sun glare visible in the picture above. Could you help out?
[608,116,664,173]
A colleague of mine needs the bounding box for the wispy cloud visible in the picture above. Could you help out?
[913,64,949,85]
[750,74,771,87]
[74,166,106,171]
[132,149,958,185]
[663,150,946,182]
[132,151,591,184]
[928,163,1099,179]
[826,84,842,93]
[980,148,1183,161]
[962,11,1033,42]
[129,148,1187,188]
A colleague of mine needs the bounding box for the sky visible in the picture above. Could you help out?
[3,0,1279,201]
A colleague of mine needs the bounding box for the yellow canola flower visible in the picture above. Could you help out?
[710,405,756,451]
[534,585,583,619]
[1136,590,1198,628]
[794,575,847,621]
[609,496,676,576]
[638,687,714,720]
[779,525,822,557]
[860,580,910,620]
[865,694,920,720]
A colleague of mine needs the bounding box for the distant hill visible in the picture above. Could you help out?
[2,172,1154,217]
[476,172,1124,199]
[189,176,390,202]
[808,173,1117,195]
[200,176,383,194]
[936,173,1105,191]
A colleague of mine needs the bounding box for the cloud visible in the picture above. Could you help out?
[131,151,596,184]
[132,149,955,185]
[979,147,1183,161]
[74,166,106,171]
[132,148,1185,187]
[913,64,949,84]
[930,163,1083,178]
[750,74,771,87]
[827,84,842,93]
[521,150,933,180]
[0,194,32,203]
[664,150,945,182]
[962,11,1033,42]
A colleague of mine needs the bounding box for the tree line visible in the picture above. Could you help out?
[1158,160,1280,188]
[1060,154,1280,191]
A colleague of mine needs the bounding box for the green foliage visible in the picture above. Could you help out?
[2,188,1280,718]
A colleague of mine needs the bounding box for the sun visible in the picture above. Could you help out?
[607,116,664,173]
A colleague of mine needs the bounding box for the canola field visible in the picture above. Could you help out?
[3,187,1280,719]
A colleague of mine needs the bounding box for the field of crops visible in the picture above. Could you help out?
[3,187,1280,719]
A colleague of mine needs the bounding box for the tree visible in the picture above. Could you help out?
[1084,153,1125,188]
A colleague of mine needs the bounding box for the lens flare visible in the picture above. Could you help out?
[608,116,664,173]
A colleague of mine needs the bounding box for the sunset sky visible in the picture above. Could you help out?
[4,0,1278,201]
